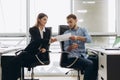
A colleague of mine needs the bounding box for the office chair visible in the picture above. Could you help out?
[59,25,84,80]
[15,27,52,80]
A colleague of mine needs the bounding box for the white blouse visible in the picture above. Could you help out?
[39,27,45,39]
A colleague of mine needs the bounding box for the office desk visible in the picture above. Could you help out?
[87,47,120,80]
[0,46,22,80]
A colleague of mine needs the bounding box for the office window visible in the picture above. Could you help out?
[0,0,26,47]
[0,0,26,33]
[30,0,70,34]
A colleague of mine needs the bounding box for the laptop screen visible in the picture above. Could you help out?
[112,36,120,48]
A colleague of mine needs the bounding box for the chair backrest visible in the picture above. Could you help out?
[58,25,69,51]
[46,27,52,35]
[58,25,70,67]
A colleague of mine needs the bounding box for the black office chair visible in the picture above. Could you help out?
[59,25,84,80]
[15,27,52,80]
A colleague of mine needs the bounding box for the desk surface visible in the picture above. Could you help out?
[0,46,22,54]
[87,47,120,55]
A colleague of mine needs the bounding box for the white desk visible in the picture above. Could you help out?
[87,47,120,80]
[0,46,22,80]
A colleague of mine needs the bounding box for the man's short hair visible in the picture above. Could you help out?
[67,14,77,20]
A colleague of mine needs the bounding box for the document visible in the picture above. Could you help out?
[54,33,71,41]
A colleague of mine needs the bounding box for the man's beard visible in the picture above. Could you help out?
[71,24,76,30]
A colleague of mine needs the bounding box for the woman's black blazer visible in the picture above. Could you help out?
[24,26,51,54]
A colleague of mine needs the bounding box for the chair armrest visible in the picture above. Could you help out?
[59,51,70,53]
[60,51,79,68]
[66,56,79,68]
[87,48,98,55]
[15,49,24,56]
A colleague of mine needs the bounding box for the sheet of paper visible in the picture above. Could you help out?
[54,33,71,41]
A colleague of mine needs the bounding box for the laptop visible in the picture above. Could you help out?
[103,36,120,50]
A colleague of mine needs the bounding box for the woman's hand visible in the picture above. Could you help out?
[50,37,57,43]
[40,48,46,53]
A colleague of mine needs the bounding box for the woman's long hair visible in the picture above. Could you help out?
[35,13,48,27]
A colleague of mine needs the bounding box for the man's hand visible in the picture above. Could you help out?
[50,37,57,43]
[67,43,78,51]
[70,35,86,42]
[71,43,78,49]
[69,36,77,41]
[40,48,46,53]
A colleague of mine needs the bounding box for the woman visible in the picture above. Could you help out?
[4,13,56,80]
[25,13,52,56]
[24,13,54,65]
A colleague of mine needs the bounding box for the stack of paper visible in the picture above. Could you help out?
[54,33,71,42]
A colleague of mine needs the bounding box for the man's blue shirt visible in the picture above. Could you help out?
[64,27,92,58]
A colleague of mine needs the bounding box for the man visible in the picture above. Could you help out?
[64,14,98,80]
